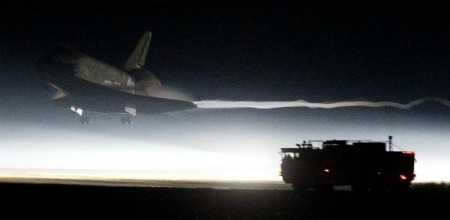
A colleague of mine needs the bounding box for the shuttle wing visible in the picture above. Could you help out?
[52,77,197,116]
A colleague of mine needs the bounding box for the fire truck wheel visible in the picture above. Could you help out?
[389,183,411,192]
[315,184,333,191]
[292,184,309,192]
[351,184,368,192]
[370,184,387,192]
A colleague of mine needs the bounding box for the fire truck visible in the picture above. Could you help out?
[280,136,415,192]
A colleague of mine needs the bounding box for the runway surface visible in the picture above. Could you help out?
[0,179,449,219]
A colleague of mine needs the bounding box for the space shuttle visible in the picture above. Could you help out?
[36,31,197,124]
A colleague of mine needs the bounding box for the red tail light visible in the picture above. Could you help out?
[402,151,414,154]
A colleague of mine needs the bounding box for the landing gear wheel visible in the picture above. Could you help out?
[80,115,91,124]
[122,116,133,125]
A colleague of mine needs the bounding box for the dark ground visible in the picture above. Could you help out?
[0,183,449,219]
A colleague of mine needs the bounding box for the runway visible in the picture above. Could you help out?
[0,169,290,190]
[0,180,449,219]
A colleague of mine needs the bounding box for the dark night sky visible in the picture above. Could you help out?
[1,0,449,182]
[3,0,450,101]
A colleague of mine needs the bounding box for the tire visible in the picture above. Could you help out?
[352,184,368,192]
[292,184,309,192]
[80,115,91,124]
[370,184,387,192]
[389,183,411,192]
[315,184,333,192]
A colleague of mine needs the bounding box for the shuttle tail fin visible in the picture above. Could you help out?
[123,31,152,71]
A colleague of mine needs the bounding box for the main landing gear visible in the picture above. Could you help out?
[71,106,92,125]
[80,114,92,124]
[70,105,135,125]
[121,115,133,125]
[122,106,136,125]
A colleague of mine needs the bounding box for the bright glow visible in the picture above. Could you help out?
[0,132,279,181]
[324,168,330,173]
[1,104,449,184]
[412,157,450,182]
[400,174,407,180]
